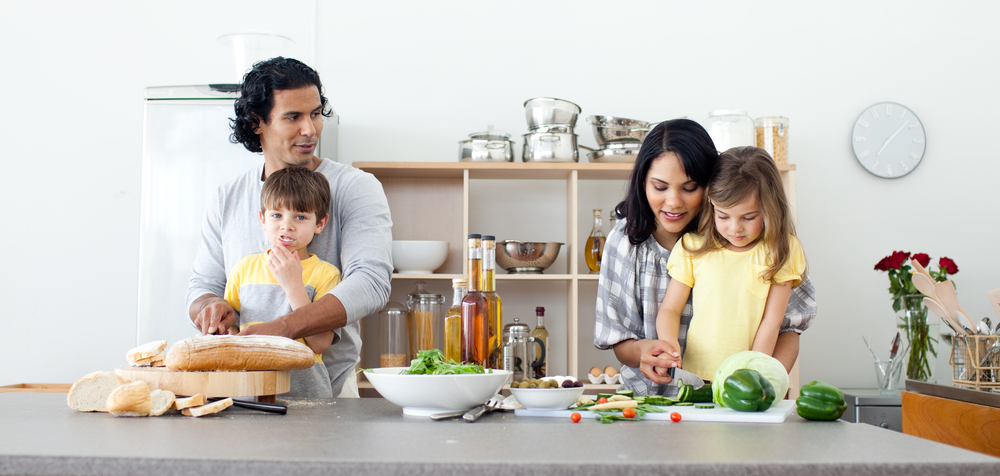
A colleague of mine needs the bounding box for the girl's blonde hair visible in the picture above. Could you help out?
[688,146,798,283]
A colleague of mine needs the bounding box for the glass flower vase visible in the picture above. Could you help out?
[897,294,938,382]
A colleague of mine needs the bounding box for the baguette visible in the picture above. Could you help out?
[107,381,152,417]
[126,340,168,365]
[67,371,129,412]
[182,397,232,417]
[149,389,176,416]
[165,334,314,371]
[173,394,207,410]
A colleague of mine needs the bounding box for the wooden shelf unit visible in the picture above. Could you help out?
[354,161,798,385]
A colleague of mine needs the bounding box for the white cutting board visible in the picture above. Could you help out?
[514,399,795,423]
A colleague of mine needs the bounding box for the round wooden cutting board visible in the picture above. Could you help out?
[115,366,290,397]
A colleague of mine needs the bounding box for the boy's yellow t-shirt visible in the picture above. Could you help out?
[666,234,805,380]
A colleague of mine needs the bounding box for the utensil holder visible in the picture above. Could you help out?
[875,358,906,393]
[950,334,1000,391]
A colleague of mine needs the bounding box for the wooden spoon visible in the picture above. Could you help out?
[912,272,939,301]
[910,258,933,280]
[923,297,964,335]
[935,280,975,328]
[988,288,1000,320]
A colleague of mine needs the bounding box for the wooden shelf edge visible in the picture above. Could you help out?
[391,273,462,280]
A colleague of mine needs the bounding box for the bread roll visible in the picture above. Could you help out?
[67,371,128,412]
[174,394,207,410]
[182,397,232,417]
[165,334,314,371]
[127,340,167,365]
[107,381,152,417]
[149,389,176,416]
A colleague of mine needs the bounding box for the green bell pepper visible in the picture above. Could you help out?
[795,381,847,421]
[720,368,776,412]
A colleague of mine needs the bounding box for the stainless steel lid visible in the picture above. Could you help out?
[468,131,512,141]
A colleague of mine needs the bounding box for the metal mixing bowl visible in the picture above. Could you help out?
[495,241,564,274]
[524,98,581,131]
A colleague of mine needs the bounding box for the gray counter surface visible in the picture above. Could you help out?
[2,393,997,476]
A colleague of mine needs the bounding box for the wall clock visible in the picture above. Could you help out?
[851,102,926,178]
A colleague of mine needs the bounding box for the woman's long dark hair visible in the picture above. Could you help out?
[230,57,333,153]
[616,118,719,245]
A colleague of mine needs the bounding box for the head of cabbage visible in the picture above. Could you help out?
[712,351,789,406]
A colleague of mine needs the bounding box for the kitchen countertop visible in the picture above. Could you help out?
[2,393,997,476]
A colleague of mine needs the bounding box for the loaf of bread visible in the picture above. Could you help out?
[165,334,314,371]
[127,340,167,366]
[67,371,129,412]
[182,397,232,417]
[149,389,176,416]
[174,394,207,410]
[107,381,152,417]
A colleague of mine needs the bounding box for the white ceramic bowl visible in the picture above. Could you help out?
[509,386,584,411]
[363,367,511,416]
[391,240,449,274]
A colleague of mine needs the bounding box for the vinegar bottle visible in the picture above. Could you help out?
[531,306,549,378]
[460,234,488,366]
[443,278,466,363]
[585,209,605,274]
[482,235,503,369]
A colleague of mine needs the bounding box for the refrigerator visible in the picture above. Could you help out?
[137,84,339,347]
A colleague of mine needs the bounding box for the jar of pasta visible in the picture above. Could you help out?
[754,116,789,164]
[378,302,409,367]
[406,281,445,359]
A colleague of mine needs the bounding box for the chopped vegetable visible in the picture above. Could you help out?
[404,349,487,375]
[614,389,634,398]
[695,404,715,409]
[588,400,638,411]
[608,395,632,402]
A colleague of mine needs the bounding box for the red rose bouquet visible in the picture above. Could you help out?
[874,251,959,381]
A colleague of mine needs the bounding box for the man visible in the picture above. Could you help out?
[186,57,392,397]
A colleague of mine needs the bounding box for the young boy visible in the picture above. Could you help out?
[224,166,340,398]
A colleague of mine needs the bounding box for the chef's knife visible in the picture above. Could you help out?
[209,397,287,415]
[889,332,901,361]
[663,367,705,398]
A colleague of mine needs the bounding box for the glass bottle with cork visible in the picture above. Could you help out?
[531,306,549,378]
[481,235,503,369]
[460,234,489,366]
[585,209,605,274]
[443,278,466,363]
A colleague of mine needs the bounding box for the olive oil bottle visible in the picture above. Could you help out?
[482,235,503,369]
[443,278,466,363]
[531,307,549,378]
[460,234,488,366]
[585,209,605,273]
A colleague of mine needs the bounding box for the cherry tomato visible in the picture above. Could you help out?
[670,412,682,422]
[597,397,608,404]
[622,407,637,419]
[570,412,582,423]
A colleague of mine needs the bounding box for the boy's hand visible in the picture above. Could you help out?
[267,244,304,290]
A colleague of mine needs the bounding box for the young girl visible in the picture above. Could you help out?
[654,146,806,381]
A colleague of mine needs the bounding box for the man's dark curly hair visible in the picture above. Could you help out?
[230,57,332,153]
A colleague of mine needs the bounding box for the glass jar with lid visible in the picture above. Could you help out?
[702,110,755,153]
[406,281,445,359]
[378,302,409,368]
[754,116,789,164]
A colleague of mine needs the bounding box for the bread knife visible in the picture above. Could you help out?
[209,397,287,415]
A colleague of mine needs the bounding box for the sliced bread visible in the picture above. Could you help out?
[182,397,232,417]
[149,389,176,416]
[66,371,128,412]
[107,381,152,417]
[173,394,207,410]
[127,340,167,366]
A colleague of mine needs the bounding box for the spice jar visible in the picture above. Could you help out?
[406,281,445,359]
[702,110,755,153]
[754,116,789,164]
[378,302,409,367]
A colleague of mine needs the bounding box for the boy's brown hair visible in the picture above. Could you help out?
[260,167,331,223]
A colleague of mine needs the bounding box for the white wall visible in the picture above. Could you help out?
[3,0,997,390]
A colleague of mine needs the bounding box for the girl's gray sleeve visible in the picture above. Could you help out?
[594,226,642,350]
[781,275,817,333]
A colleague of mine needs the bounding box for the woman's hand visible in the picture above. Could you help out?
[267,245,305,290]
[641,339,682,384]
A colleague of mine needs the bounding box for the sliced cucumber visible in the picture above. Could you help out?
[695,404,715,409]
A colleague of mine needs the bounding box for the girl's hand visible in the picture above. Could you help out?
[638,339,682,384]
[267,244,304,290]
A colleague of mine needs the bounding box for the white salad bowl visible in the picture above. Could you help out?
[363,367,512,416]
[509,386,584,411]
[391,240,449,274]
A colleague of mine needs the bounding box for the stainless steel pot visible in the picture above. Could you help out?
[459,138,514,162]
[587,115,651,147]
[588,145,641,163]
[524,98,581,131]
[522,132,592,163]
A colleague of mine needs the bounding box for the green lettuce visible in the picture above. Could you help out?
[711,351,789,406]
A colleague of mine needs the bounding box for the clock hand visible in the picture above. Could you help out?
[877,120,909,156]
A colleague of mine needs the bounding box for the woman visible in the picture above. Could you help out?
[594,119,816,396]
